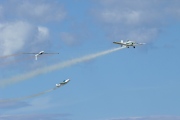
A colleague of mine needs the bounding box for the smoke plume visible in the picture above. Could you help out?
[0,47,125,87]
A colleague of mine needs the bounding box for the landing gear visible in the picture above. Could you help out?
[133,46,135,48]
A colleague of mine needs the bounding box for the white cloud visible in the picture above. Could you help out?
[60,32,79,46]
[0,101,29,109]
[2,97,55,115]
[14,0,66,22]
[126,28,159,42]
[0,0,66,23]
[0,1,64,57]
[100,9,142,25]
[0,21,49,56]
[93,0,180,43]
[0,114,70,120]
[37,26,49,42]
[107,116,180,120]
[0,5,4,20]
[0,21,34,56]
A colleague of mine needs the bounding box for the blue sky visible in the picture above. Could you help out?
[0,0,180,120]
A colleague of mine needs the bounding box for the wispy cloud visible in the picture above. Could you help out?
[0,5,4,20]
[0,0,68,80]
[2,0,66,23]
[0,89,70,117]
[92,0,180,43]
[0,96,60,115]
[0,113,70,120]
[0,0,66,56]
[0,101,30,110]
[8,97,54,114]
[59,22,91,47]
[106,116,180,120]
[60,32,81,46]
[0,21,49,56]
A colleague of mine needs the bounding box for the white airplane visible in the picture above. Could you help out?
[113,40,146,48]
[56,79,70,87]
[23,51,59,60]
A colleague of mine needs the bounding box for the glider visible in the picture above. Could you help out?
[23,51,59,60]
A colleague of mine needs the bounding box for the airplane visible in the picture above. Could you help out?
[23,51,59,60]
[56,79,70,87]
[113,40,146,48]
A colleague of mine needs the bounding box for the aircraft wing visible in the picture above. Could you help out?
[113,42,127,45]
[43,53,59,54]
[22,52,59,54]
[22,53,39,54]
[60,82,66,85]
[138,43,146,45]
[135,43,146,46]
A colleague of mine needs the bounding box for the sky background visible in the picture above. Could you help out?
[0,0,180,120]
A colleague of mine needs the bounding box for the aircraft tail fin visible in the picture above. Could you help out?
[35,54,38,60]
[120,40,124,47]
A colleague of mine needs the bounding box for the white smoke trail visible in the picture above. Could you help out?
[0,87,58,102]
[0,53,21,58]
[0,47,125,87]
